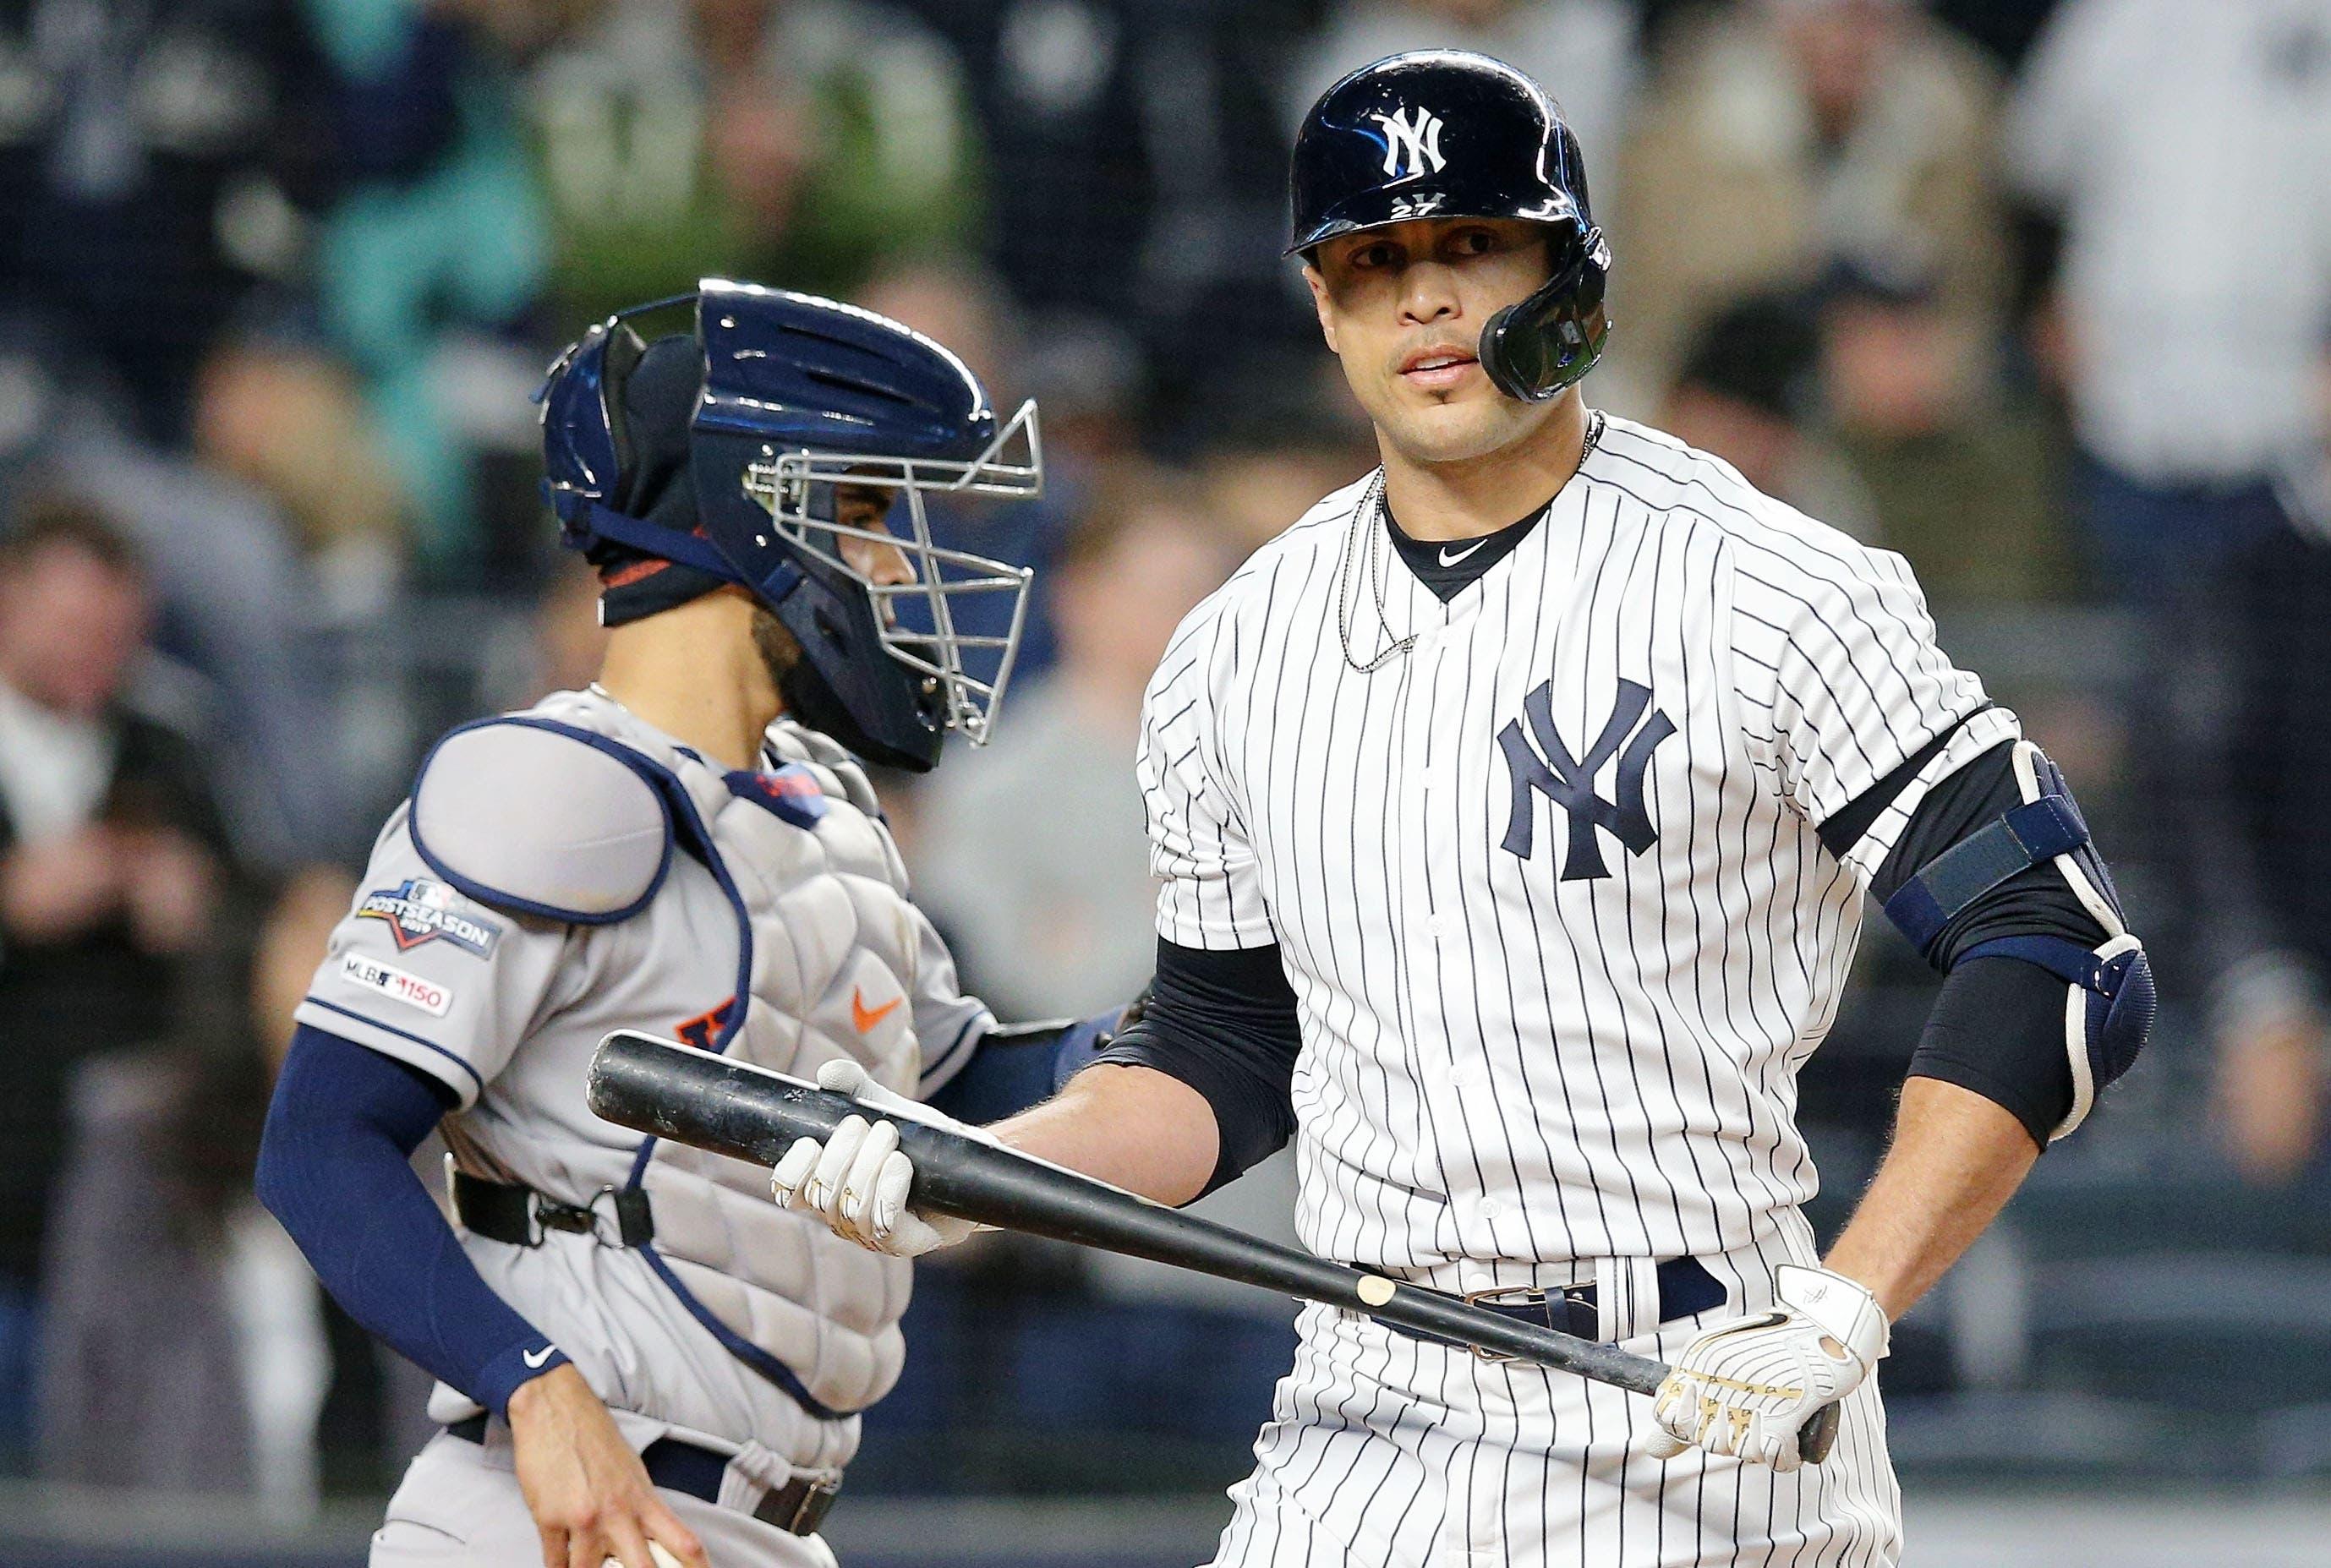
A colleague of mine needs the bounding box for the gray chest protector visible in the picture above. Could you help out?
[410,690,923,1418]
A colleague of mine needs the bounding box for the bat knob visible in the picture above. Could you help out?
[1798,1401,1842,1466]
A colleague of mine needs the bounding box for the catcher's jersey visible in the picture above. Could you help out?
[1141,414,2019,1273]
[295,690,988,1469]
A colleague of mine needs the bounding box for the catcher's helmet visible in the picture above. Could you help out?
[538,280,1040,772]
[1288,51,1610,402]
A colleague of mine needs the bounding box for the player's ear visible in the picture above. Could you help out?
[1303,263,1339,354]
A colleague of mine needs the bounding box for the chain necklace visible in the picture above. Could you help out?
[1337,468,1414,674]
[1335,412,1606,676]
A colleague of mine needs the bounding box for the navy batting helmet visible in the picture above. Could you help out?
[1288,51,1611,402]
[537,280,1041,772]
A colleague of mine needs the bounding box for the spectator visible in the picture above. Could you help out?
[38,867,373,1507]
[1286,0,1640,167]
[1606,0,2009,417]
[2006,0,2331,602]
[306,0,553,574]
[532,0,982,329]
[2208,521,2331,1188]
[1818,254,2068,605]
[917,462,1234,1018]
[0,0,335,441]
[918,0,1299,426]
[1657,291,1875,538]
[0,496,243,1462]
[2008,0,2331,1172]
[0,323,355,859]
[192,333,410,616]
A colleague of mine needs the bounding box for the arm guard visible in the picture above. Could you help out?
[1879,741,2155,1141]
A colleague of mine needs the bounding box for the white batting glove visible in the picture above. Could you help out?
[1646,1265,1887,1472]
[769,1059,986,1258]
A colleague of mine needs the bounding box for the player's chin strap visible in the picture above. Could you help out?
[1879,740,2155,1141]
[546,486,804,603]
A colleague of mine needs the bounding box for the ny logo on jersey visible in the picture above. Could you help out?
[1498,678,1677,880]
[1371,106,1447,179]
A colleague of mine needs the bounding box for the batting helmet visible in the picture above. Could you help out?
[1288,51,1611,402]
[537,280,1041,772]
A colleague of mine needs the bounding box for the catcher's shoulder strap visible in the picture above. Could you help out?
[409,716,676,924]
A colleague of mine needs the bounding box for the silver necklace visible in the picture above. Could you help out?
[1337,468,1414,674]
[1336,412,1606,675]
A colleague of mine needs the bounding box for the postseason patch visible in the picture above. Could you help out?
[341,953,455,1018]
[357,877,502,957]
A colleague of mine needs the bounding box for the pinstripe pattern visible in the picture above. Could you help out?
[1140,414,1997,1565]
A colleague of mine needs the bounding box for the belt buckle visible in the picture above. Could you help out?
[1462,1281,1589,1363]
[778,1476,840,1536]
[531,1186,654,1249]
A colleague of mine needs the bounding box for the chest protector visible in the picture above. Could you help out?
[410,690,923,1419]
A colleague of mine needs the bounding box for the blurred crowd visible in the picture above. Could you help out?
[0,0,2328,1506]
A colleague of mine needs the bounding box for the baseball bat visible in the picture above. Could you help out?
[585,1030,1839,1463]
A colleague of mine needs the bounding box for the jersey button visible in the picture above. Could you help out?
[1425,913,1454,941]
[1479,1197,1503,1219]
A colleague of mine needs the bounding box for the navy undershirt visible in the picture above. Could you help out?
[1383,496,1553,602]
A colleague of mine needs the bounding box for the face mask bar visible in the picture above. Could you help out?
[742,398,1042,746]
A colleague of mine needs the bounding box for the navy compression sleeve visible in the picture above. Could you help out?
[255,1024,569,1415]
[1094,939,1301,1194]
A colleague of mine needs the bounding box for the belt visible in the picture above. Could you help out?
[1363,1256,1727,1356]
[448,1415,839,1537]
[451,1169,655,1249]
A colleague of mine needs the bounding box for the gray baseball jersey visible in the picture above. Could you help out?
[297,687,991,1478]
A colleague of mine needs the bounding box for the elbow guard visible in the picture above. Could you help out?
[1884,741,2156,1139]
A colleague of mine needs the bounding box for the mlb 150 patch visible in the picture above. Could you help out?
[341,953,455,1017]
[357,877,503,957]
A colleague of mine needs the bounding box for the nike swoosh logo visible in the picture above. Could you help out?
[851,989,902,1033]
[1437,539,1490,566]
[523,1346,555,1369]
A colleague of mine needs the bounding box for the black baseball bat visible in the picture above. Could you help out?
[585,1030,1839,1463]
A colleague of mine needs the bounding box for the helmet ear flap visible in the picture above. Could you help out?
[598,324,649,501]
[1480,225,1611,402]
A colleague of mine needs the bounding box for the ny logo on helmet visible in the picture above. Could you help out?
[1372,106,1447,179]
[1499,678,1676,881]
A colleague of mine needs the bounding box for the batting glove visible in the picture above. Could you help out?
[1646,1265,1887,1472]
[769,1059,988,1258]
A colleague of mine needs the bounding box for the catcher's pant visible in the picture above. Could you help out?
[370,1428,835,1568]
[1210,1227,1902,1568]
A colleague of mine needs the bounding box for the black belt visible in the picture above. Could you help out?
[1364,1256,1726,1353]
[448,1415,839,1537]
[451,1171,655,1248]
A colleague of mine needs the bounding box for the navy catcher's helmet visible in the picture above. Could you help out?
[537,280,1040,772]
[1289,51,1611,402]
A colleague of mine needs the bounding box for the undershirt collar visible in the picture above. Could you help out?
[1383,494,1554,602]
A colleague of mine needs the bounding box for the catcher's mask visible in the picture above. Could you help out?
[538,280,1041,772]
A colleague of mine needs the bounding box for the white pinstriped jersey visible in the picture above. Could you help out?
[1140,413,2021,1275]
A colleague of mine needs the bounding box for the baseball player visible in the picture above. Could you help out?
[256,282,1115,1568]
[775,52,2154,1566]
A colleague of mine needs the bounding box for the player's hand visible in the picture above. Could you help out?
[1646,1265,1886,1472]
[769,1058,984,1257]
[118,827,217,954]
[2215,1006,2326,1185]
[0,825,127,942]
[506,1364,708,1568]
